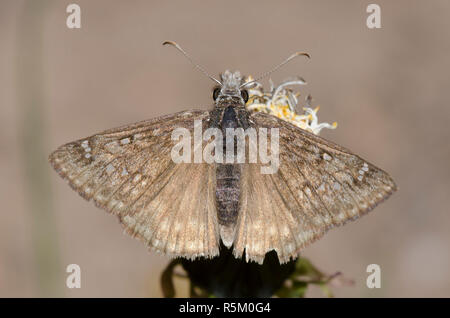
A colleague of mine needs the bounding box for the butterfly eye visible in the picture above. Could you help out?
[213,88,221,101]
[241,89,249,103]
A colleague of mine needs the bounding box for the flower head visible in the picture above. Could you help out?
[245,76,337,135]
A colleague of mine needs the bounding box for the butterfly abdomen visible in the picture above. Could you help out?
[215,105,244,247]
[216,164,240,226]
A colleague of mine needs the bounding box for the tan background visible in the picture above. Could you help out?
[1,0,449,297]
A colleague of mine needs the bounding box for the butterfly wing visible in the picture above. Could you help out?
[233,111,397,264]
[49,110,220,259]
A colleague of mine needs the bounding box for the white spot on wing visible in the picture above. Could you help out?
[333,182,341,191]
[337,212,346,221]
[116,202,124,210]
[357,162,369,180]
[105,141,121,153]
[152,239,161,248]
[313,216,323,225]
[304,187,312,196]
[123,215,136,226]
[143,228,152,241]
[106,164,115,175]
[120,138,130,145]
[133,174,141,183]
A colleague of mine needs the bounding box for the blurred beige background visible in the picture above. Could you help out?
[1,0,449,297]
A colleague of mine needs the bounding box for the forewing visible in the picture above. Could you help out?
[49,110,220,259]
[233,112,397,264]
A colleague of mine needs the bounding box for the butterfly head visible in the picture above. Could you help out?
[213,70,249,105]
[163,41,310,108]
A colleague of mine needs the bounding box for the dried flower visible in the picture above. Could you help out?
[245,75,337,135]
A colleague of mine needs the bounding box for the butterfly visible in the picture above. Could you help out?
[49,42,396,264]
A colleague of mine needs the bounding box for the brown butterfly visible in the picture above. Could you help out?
[49,41,396,264]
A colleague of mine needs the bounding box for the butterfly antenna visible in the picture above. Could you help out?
[240,51,310,88]
[163,41,222,86]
